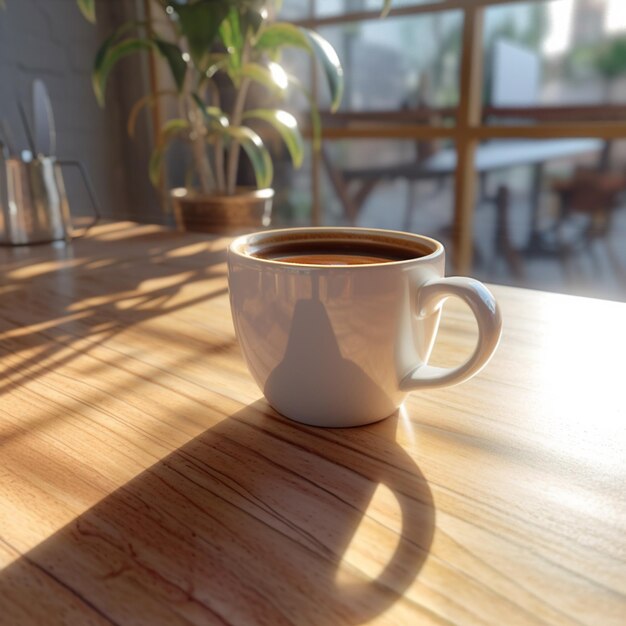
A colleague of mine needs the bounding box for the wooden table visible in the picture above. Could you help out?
[1,222,624,625]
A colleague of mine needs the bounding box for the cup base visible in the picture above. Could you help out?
[267,401,400,429]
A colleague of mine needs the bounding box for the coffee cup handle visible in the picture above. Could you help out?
[401,277,502,390]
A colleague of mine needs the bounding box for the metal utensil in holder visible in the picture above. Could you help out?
[0,154,100,245]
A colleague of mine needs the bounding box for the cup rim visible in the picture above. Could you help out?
[229,226,444,269]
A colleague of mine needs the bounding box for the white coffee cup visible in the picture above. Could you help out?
[228,227,502,428]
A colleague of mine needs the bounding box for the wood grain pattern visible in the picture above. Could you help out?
[0,222,624,625]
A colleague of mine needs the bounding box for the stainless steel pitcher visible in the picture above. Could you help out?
[0,155,99,245]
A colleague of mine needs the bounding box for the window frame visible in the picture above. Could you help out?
[292,0,626,273]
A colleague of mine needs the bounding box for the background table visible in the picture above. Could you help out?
[0,222,624,625]
[325,138,602,221]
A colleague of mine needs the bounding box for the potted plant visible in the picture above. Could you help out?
[85,0,348,233]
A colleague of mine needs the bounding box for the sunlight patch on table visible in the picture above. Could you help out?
[91,222,164,240]
[397,404,417,448]
[164,242,218,258]
[533,296,626,470]
[8,258,84,280]
[335,483,402,586]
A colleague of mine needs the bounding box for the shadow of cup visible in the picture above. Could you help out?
[264,298,401,426]
[0,401,434,625]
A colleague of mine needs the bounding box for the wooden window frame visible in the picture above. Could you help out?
[295,0,626,273]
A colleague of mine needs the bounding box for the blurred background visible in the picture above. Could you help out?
[2,0,626,301]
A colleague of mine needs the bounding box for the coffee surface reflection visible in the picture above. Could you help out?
[253,240,424,265]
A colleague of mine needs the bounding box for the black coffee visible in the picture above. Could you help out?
[253,240,424,265]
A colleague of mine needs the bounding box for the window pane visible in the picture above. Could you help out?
[278,0,310,21]
[317,139,455,241]
[484,0,626,109]
[315,11,463,111]
[279,0,450,20]
[471,138,626,301]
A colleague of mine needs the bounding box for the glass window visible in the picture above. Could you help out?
[471,138,626,300]
[272,0,626,301]
[280,0,450,21]
[484,0,626,109]
[316,139,455,240]
[316,12,463,111]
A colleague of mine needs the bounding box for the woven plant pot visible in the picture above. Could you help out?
[171,187,273,234]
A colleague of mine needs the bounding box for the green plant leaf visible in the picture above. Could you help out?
[381,0,392,18]
[255,22,310,52]
[77,0,96,23]
[220,6,244,70]
[224,126,273,189]
[239,62,287,94]
[205,106,230,129]
[191,94,230,130]
[228,7,244,53]
[302,29,344,112]
[149,118,191,187]
[171,1,229,69]
[153,38,187,92]
[240,5,264,38]
[205,53,230,78]
[127,89,176,137]
[93,31,187,106]
[93,20,142,76]
[255,23,344,112]
[287,74,322,151]
[149,148,165,188]
[93,38,153,106]
[161,118,190,139]
[243,108,304,168]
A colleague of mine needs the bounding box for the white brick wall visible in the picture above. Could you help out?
[0,0,163,224]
